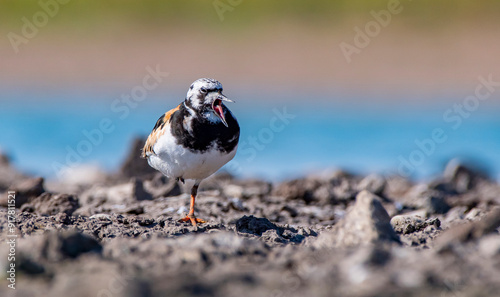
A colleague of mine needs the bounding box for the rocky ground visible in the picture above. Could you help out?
[1,140,500,297]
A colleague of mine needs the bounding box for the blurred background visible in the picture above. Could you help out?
[1,0,499,182]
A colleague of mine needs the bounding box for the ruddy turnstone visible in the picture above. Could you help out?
[142,78,240,226]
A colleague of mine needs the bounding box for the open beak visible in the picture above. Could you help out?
[212,94,234,127]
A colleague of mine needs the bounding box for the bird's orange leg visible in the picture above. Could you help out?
[178,184,206,226]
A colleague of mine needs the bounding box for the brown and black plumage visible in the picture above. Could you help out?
[142,78,239,226]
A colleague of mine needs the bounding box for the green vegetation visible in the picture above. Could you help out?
[2,0,499,30]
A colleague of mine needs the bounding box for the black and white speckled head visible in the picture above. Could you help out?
[185,78,234,127]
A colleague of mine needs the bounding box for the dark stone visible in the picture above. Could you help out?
[0,151,28,192]
[366,246,392,267]
[137,217,155,226]
[124,205,145,215]
[7,177,45,208]
[435,208,500,252]
[0,152,9,166]
[60,232,102,259]
[443,159,489,193]
[30,193,80,216]
[40,231,102,261]
[18,256,45,275]
[281,205,298,217]
[144,173,181,198]
[55,212,73,224]
[425,196,451,214]
[428,180,458,195]
[132,178,153,201]
[273,178,321,204]
[120,137,157,178]
[235,215,280,236]
[20,204,35,213]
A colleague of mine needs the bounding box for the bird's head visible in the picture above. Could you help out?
[185,78,234,127]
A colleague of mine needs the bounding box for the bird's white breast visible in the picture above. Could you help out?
[147,124,237,181]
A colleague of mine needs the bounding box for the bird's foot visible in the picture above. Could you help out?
[178,215,206,226]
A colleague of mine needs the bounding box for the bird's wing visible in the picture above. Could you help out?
[141,104,181,158]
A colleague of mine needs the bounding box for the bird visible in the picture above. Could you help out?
[142,78,240,226]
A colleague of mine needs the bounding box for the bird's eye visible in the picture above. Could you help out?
[200,87,207,93]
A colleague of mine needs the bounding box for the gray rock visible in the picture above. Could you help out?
[229,197,245,211]
[0,151,28,192]
[80,180,144,206]
[17,230,102,262]
[261,229,287,244]
[2,177,45,208]
[236,215,280,236]
[273,174,358,205]
[479,235,500,257]
[391,214,440,234]
[119,137,157,178]
[132,178,153,201]
[402,184,450,214]
[22,192,80,216]
[312,184,333,203]
[223,179,272,199]
[143,173,181,199]
[18,255,46,275]
[313,190,400,248]
[339,244,393,288]
[434,207,500,251]
[330,177,358,202]
[90,213,113,221]
[424,195,451,214]
[357,174,386,196]
[0,151,9,166]
[123,204,145,215]
[50,256,147,297]
[464,208,484,221]
[443,206,468,225]
[46,231,103,261]
[443,159,488,193]
[384,176,413,199]
[273,178,322,204]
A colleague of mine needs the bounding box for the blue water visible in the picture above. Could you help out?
[1,87,499,181]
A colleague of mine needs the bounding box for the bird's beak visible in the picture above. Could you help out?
[211,93,233,127]
[218,93,234,103]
